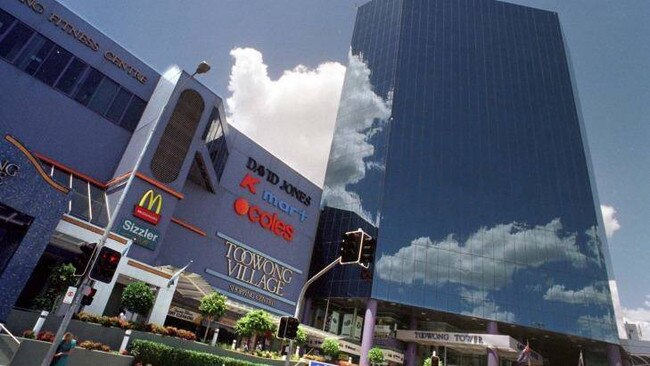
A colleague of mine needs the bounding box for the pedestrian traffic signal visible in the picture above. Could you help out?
[284,317,300,339]
[360,237,376,265]
[89,246,121,283]
[74,242,97,276]
[80,288,97,306]
[340,230,363,264]
[277,316,300,339]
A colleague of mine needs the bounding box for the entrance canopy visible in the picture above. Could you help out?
[396,330,543,364]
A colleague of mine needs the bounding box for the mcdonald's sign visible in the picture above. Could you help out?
[133,189,162,225]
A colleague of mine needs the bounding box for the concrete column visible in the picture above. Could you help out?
[406,315,418,366]
[148,284,176,324]
[360,299,378,366]
[487,321,499,366]
[607,343,623,366]
[302,297,312,324]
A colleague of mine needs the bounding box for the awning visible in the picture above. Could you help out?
[396,330,543,364]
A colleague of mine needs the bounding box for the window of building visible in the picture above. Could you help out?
[40,163,110,227]
[203,107,229,181]
[0,9,16,36]
[0,22,34,61]
[105,88,132,123]
[55,57,87,95]
[120,96,146,132]
[34,46,72,86]
[88,77,119,115]
[74,68,104,106]
[0,14,148,133]
[14,34,54,75]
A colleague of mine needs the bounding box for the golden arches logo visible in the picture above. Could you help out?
[133,189,163,225]
[139,189,162,214]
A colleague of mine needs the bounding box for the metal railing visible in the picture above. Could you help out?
[0,323,21,345]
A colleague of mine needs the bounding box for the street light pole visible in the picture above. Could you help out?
[40,62,211,366]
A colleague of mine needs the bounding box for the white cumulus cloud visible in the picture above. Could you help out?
[375,218,597,289]
[600,205,621,239]
[226,47,346,186]
[543,284,610,305]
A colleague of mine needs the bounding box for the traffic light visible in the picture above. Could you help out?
[360,237,376,265]
[74,242,97,276]
[89,246,121,283]
[340,230,363,264]
[284,317,299,339]
[277,316,288,338]
[277,316,300,339]
[80,288,97,306]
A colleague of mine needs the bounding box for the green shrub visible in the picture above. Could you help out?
[369,347,385,365]
[321,338,340,358]
[128,340,272,366]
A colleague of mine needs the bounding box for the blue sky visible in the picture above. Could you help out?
[59,0,650,324]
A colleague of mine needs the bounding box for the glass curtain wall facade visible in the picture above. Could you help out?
[320,0,618,344]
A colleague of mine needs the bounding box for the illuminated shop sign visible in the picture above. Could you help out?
[246,157,312,206]
[16,0,148,84]
[233,197,294,241]
[0,159,20,185]
[133,189,162,225]
[240,173,308,222]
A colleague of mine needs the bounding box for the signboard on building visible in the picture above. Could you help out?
[0,159,19,185]
[167,306,201,323]
[133,189,163,225]
[117,218,160,250]
[341,313,354,336]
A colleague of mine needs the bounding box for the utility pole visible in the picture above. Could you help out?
[40,62,211,366]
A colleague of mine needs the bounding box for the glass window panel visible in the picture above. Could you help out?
[105,88,132,122]
[55,57,87,95]
[34,46,72,86]
[74,68,103,106]
[89,185,108,227]
[51,168,70,187]
[120,97,146,132]
[87,77,119,115]
[14,34,54,75]
[0,22,34,62]
[0,9,16,35]
[69,177,90,221]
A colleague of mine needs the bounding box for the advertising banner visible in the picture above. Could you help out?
[328,311,340,335]
[354,315,363,339]
[341,313,354,336]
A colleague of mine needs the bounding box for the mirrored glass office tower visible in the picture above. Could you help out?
[308,0,623,365]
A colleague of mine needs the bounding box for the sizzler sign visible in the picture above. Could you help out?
[133,189,162,225]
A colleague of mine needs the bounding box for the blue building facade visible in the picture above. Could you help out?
[309,0,623,365]
[0,0,321,337]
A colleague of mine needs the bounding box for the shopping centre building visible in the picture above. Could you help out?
[0,0,321,344]
[0,0,642,365]
[304,0,628,365]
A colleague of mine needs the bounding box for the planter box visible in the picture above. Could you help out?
[8,337,132,366]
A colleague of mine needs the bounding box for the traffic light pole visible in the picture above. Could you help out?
[284,256,342,366]
[40,68,204,366]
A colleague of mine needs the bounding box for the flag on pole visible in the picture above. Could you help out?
[578,350,584,366]
[167,260,193,287]
[517,342,532,365]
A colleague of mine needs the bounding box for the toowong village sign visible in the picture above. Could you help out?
[205,233,302,309]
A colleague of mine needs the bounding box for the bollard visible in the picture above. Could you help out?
[211,328,220,346]
[32,311,49,335]
[231,339,237,350]
[120,329,132,353]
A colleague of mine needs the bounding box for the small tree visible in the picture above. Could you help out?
[121,281,155,322]
[369,347,385,365]
[199,291,227,341]
[322,338,340,360]
[295,326,308,347]
[234,310,275,352]
[32,263,77,311]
